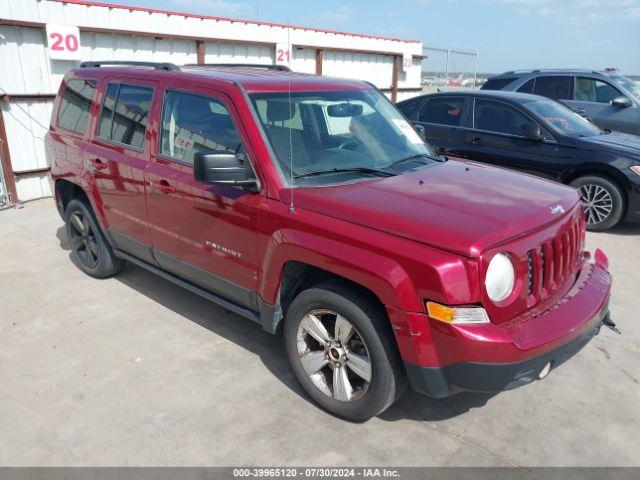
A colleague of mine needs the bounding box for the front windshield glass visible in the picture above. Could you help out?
[523,98,602,137]
[609,73,640,100]
[250,89,437,186]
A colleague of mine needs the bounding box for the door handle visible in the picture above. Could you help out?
[471,137,484,145]
[150,179,176,194]
[91,158,108,170]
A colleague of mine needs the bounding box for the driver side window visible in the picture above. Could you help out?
[160,90,244,165]
[574,77,622,104]
[474,99,534,137]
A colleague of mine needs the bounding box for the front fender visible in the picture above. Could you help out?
[259,228,420,312]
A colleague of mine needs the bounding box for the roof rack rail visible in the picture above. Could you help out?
[79,61,180,71]
[185,63,291,71]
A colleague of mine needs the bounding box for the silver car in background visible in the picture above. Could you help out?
[481,69,640,136]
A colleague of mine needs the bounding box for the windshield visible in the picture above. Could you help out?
[609,73,640,100]
[523,98,602,137]
[250,89,437,186]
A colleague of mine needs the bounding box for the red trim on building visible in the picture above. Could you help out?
[51,0,421,44]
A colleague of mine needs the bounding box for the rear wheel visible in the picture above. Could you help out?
[65,198,124,278]
[284,281,405,421]
[570,175,625,232]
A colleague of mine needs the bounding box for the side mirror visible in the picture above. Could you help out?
[412,123,426,139]
[522,123,544,141]
[611,96,632,108]
[194,151,259,191]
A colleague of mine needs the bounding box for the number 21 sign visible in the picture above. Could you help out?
[275,43,291,66]
[46,24,82,61]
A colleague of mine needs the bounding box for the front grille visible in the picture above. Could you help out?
[525,213,584,301]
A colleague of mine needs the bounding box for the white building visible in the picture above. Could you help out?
[0,0,424,205]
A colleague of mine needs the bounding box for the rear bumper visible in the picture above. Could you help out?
[391,258,612,398]
[405,305,607,397]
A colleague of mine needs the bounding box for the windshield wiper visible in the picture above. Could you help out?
[294,167,396,179]
[388,153,442,168]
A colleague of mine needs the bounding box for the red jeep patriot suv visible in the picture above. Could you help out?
[46,61,612,421]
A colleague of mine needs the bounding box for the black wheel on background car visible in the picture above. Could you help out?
[570,175,625,232]
[65,198,124,278]
[284,281,406,422]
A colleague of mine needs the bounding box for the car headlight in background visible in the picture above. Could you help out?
[631,166,640,176]
[485,253,515,303]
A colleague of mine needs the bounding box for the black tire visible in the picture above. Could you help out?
[570,175,625,232]
[284,281,406,422]
[65,198,124,278]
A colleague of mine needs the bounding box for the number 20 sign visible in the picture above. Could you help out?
[46,24,82,61]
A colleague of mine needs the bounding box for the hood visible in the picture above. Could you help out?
[287,160,580,257]
[579,131,640,157]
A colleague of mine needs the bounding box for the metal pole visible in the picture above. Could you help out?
[474,51,479,89]
[444,49,450,86]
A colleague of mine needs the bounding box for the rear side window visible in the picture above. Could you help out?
[98,83,153,150]
[397,99,421,120]
[57,79,97,134]
[480,77,516,90]
[418,97,465,126]
[160,90,244,165]
[574,77,622,103]
[474,99,532,136]
[533,76,572,100]
[517,78,535,94]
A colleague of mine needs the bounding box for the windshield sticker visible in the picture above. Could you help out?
[392,118,423,145]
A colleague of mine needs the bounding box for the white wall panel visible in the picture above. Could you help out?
[323,51,394,89]
[204,42,274,64]
[16,174,51,203]
[291,48,317,74]
[2,101,52,172]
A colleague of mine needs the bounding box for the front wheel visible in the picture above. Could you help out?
[284,282,405,422]
[570,175,625,232]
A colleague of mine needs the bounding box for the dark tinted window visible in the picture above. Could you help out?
[58,79,96,134]
[418,97,465,126]
[397,99,421,120]
[533,76,572,100]
[160,91,244,165]
[474,99,532,136]
[517,78,535,94]
[98,83,153,150]
[575,77,622,103]
[481,77,516,90]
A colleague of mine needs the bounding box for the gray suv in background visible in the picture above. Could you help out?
[481,70,640,135]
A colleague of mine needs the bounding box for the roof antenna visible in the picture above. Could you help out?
[287,25,295,214]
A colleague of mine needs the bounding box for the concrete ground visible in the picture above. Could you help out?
[1,198,639,467]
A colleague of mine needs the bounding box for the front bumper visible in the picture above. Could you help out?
[624,173,640,223]
[405,305,607,397]
[391,258,612,398]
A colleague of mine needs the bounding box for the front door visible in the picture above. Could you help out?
[144,84,262,311]
[463,98,565,180]
[85,78,156,263]
[565,76,639,135]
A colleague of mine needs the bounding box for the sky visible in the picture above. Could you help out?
[111,0,640,75]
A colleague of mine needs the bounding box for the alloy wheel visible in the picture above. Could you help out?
[68,211,99,268]
[579,183,613,225]
[296,309,372,402]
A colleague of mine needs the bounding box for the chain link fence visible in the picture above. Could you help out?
[421,47,480,93]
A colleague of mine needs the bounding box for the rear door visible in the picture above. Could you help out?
[144,84,262,312]
[413,96,470,156]
[85,78,156,264]
[567,76,639,134]
[463,98,563,179]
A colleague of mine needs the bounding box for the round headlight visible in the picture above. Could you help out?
[485,253,515,303]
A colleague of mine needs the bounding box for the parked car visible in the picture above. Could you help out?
[480,69,640,136]
[398,90,640,231]
[46,62,612,421]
